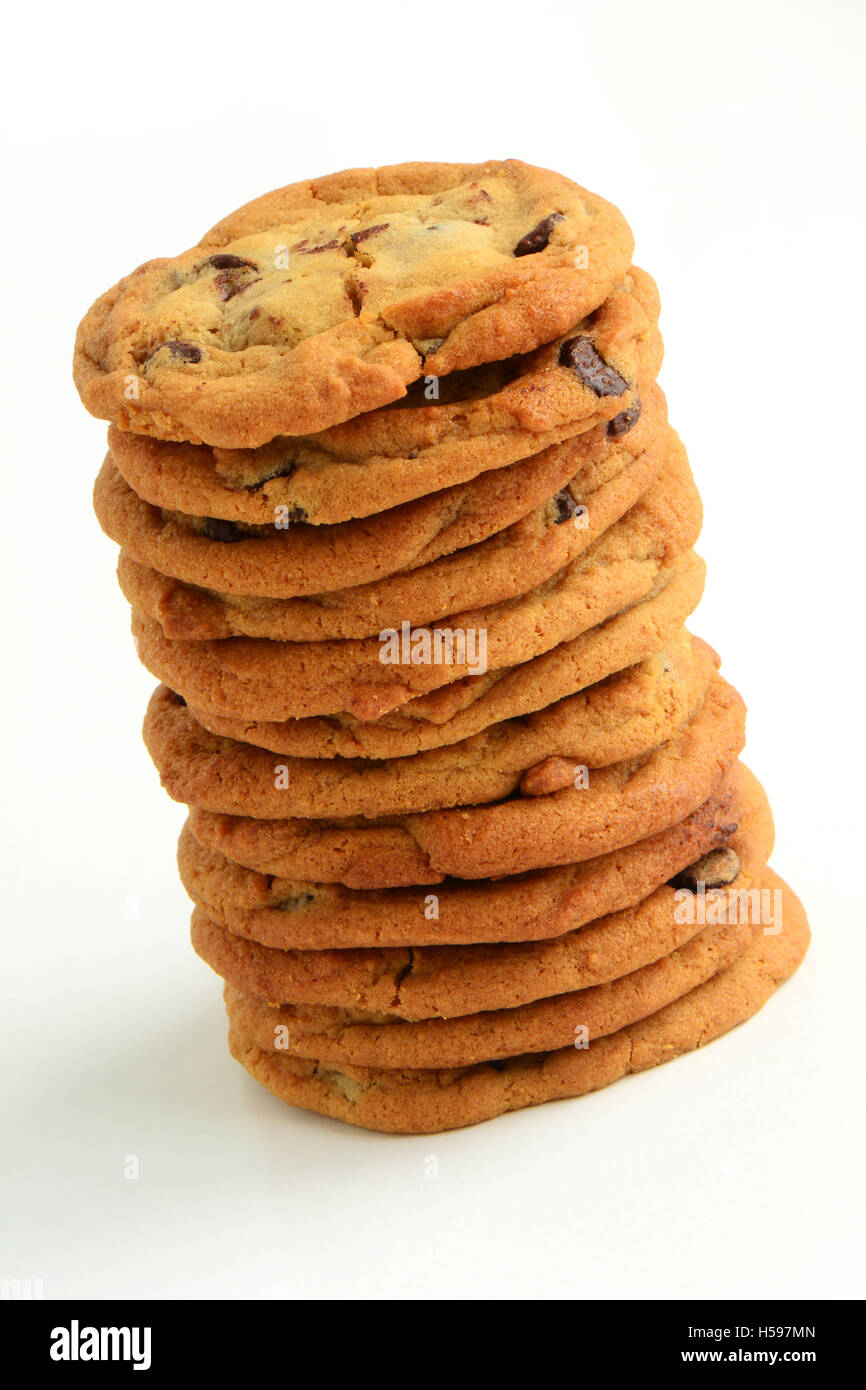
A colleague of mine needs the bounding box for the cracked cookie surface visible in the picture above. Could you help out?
[105,269,659,524]
[74,160,635,447]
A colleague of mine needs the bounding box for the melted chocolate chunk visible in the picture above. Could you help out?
[513,212,564,256]
[558,336,628,396]
[552,490,581,524]
[200,253,257,272]
[201,517,246,543]
[293,238,341,254]
[146,340,203,365]
[351,224,390,245]
[669,847,741,892]
[608,396,642,436]
[214,270,261,301]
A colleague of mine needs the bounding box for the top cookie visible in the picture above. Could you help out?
[73,161,634,447]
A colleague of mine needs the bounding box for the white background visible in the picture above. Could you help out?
[2,0,865,1301]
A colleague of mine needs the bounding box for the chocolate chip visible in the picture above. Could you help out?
[670,847,741,892]
[199,253,258,272]
[201,517,245,543]
[168,690,187,707]
[558,336,628,396]
[552,490,580,524]
[260,499,308,524]
[146,340,203,364]
[608,396,642,436]
[214,270,261,301]
[513,212,564,256]
[293,238,341,254]
[351,224,389,245]
[245,464,298,493]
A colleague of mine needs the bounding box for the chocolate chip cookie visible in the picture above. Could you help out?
[224,874,810,1131]
[185,674,745,887]
[116,403,666,640]
[182,552,706,759]
[74,160,635,447]
[105,268,660,524]
[144,634,716,820]
[177,762,753,950]
[129,440,701,721]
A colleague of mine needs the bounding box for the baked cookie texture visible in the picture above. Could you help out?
[177,764,752,950]
[127,446,702,721]
[104,377,666,622]
[226,878,809,1132]
[76,159,809,1133]
[73,161,635,447]
[105,268,660,524]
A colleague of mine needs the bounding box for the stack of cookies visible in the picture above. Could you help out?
[74,160,809,1133]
